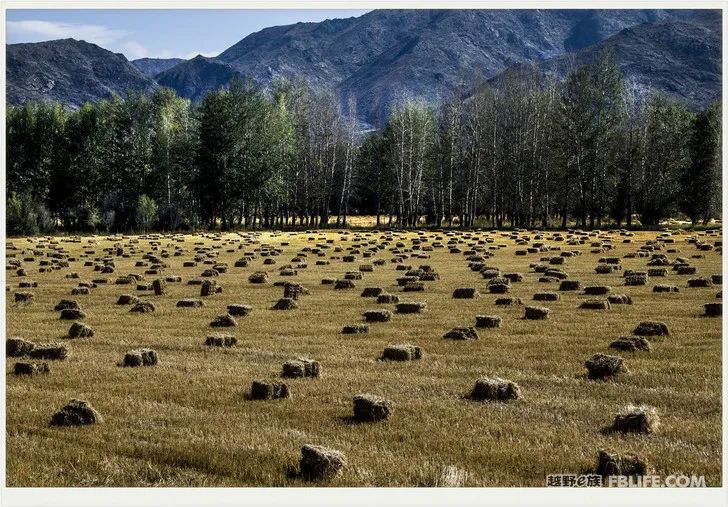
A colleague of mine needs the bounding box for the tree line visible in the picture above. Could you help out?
[6,50,721,235]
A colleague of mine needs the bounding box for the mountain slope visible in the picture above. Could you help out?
[6,9,718,121]
[489,12,722,109]
[131,57,185,77]
[7,38,158,107]
[155,56,241,102]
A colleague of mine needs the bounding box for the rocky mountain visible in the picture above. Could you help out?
[131,57,185,77]
[7,38,158,108]
[155,55,241,103]
[489,10,722,109]
[7,9,720,121]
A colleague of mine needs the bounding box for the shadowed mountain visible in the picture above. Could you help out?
[7,9,718,121]
[131,57,186,77]
[7,38,157,108]
[489,11,721,110]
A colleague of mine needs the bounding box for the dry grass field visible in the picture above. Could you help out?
[5,228,723,487]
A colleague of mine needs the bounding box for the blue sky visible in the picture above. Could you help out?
[6,9,371,60]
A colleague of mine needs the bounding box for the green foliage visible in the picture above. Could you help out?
[6,192,54,236]
[136,194,158,232]
[4,50,721,233]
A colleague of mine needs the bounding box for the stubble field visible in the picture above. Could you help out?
[5,227,723,487]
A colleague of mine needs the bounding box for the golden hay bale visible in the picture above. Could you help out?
[210,314,237,327]
[342,325,369,334]
[353,394,392,422]
[299,444,347,481]
[611,405,660,434]
[475,315,502,328]
[50,399,103,426]
[250,380,290,400]
[7,337,35,357]
[524,306,550,320]
[68,322,94,338]
[443,327,479,340]
[205,334,237,347]
[633,321,669,337]
[364,309,392,322]
[381,344,422,361]
[469,377,521,401]
[585,354,625,380]
[453,288,480,299]
[609,336,651,352]
[14,361,50,376]
[595,449,648,476]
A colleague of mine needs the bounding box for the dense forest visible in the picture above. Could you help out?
[6,51,722,235]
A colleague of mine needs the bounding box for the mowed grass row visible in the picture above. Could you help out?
[5,228,723,486]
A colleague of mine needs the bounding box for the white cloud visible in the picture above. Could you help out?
[7,19,220,61]
[121,41,150,59]
[7,20,129,46]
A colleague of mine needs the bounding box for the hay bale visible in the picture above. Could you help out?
[176,298,204,308]
[396,301,426,314]
[200,279,218,297]
[334,279,356,290]
[205,334,237,347]
[14,291,34,303]
[353,394,392,422]
[585,354,625,380]
[687,277,712,288]
[579,299,610,310]
[584,286,611,295]
[130,301,155,313]
[248,272,269,284]
[559,280,581,291]
[227,304,252,316]
[250,380,290,400]
[14,361,50,376]
[54,299,80,311]
[403,282,425,292]
[488,283,510,294]
[210,314,237,327]
[60,308,86,320]
[376,293,400,304]
[611,405,660,434]
[342,325,369,334]
[443,327,479,340]
[469,377,521,401]
[284,283,309,299]
[475,315,502,328]
[272,298,297,310]
[524,306,550,320]
[28,343,68,360]
[381,344,422,361]
[704,302,722,317]
[299,444,347,481]
[607,294,633,305]
[653,284,679,293]
[495,297,522,306]
[7,337,35,357]
[50,399,103,426]
[123,348,159,367]
[609,336,651,352]
[364,309,392,322]
[282,358,320,378]
[533,292,559,301]
[117,294,140,305]
[711,274,722,285]
[152,278,167,296]
[625,274,648,286]
[71,287,90,296]
[595,449,648,476]
[453,288,480,299]
[633,321,669,337]
[68,322,94,338]
[361,287,384,297]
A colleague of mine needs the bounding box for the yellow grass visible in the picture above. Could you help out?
[5,228,723,486]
